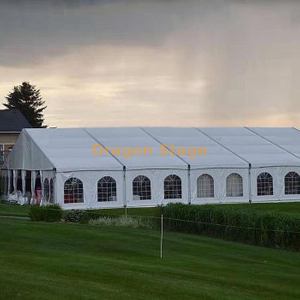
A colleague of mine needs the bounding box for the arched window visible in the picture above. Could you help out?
[226,173,243,197]
[164,174,182,199]
[49,178,54,203]
[98,176,117,202]
[64,177,83,204]
[43,178,49,202]
[197,174,214,198]
[133,175,151,200]
[257,172,273,196]
[285,172,300,195]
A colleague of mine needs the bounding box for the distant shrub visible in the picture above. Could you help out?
[29,204,63,222]
[89,215,155,229]
[63,210,103,224]
[163,203,300,251]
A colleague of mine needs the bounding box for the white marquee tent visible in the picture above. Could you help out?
[2,127,300,209]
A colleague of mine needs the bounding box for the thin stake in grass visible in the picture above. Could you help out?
[160,214,164,258]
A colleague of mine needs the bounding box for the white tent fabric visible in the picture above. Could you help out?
[3,127,300,209]
[3,130,54,171]
[85,127,188,170]
[248,127,300,159]
[200,127,300,167]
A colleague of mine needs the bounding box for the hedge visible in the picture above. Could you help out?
[29,204,63,222]
[162,203,300,251]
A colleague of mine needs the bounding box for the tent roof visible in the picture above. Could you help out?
[200,127,300,167]
[5,127,300,172]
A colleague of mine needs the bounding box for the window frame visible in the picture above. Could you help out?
[226,173,243,197]
[97,176,117,202]
[132,175,151,201]
[197,174,214,198]
[43,178,50,202]
[284,172,300,195]
[257,172,273,196]
[64,177,84,204]
[164,174,182,200]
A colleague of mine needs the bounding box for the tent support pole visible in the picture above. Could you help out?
[123,166,127,216]
[7,169,10,195]
[248,164,252,203]
[188,165,191,204]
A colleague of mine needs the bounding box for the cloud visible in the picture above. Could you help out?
[0,0,300,127]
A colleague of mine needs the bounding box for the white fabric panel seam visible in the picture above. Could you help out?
[55,167,189,173]
[195,127,251,166]
[140,127,191,203]
[82,128,125,168]
[140,127,190,167]
[23,129,56,169]
[246,127,300,162]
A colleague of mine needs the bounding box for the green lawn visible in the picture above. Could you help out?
[0,203,161,218]
[0,203,30,217]
[1,201,300,218]
[0,218,300,300]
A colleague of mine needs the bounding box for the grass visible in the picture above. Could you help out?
[0,203,30,217]
[1,202,300,218]
[163,203,300,250]
[223,202,300,218]
[0,218,300,300]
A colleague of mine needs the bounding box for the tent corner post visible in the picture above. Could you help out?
[188,165,191,205]
[248,163,252,204]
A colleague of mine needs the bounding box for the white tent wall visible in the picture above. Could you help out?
[56,170,124,210]
[42,170,55,182]
[7,170,11,194]
[3,127,300,208]
[250,166,300,203]
[190,168,250,204]
[4,129,54,171]
[41,170,55,203]
[125,168,189,208]
[12,169,17,193]
[30,171,36,203]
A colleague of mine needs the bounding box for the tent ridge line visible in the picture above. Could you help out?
[194,127,250,166]
[82,128,126,168]
[245,127,300,163]
[140,127,190,168]
[292,127,300,140]
[23,129,56,170]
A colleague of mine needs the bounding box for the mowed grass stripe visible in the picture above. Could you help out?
[0,219,300,300]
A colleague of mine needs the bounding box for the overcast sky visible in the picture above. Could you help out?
[0,0,300,128]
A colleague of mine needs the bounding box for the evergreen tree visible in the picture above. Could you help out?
[4,82,47,128]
